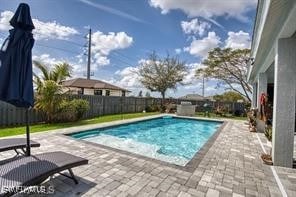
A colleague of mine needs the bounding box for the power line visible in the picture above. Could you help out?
[1,32,137,70]
[34,43,82,55]
[109,54,135,68]
[111,49,139,62]
[1,31,134,67]
[0,32,82,55]
[0,8,139,63]
[0,21,138,65]
[0,22,84,47]
[83,28,136,76]
[1,32,136,70]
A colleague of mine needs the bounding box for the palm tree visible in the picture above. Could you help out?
[33,61,71,122]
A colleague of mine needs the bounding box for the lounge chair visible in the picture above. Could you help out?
[0,138,40,156]
[0,151,88,196]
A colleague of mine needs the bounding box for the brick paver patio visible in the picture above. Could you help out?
[1,115,296,196]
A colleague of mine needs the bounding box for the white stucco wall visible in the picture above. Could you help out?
[64,87,125,96]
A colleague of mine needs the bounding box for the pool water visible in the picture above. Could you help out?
[70,116,222,166]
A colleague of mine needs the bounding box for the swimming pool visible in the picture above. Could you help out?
[70,116,222,166]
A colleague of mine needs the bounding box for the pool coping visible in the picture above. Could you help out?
[60,114,227,172]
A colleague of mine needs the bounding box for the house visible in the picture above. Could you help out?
[62,78,130,97]
[179,94,215,102]
[179,94,205,101]
[247,0,296,167]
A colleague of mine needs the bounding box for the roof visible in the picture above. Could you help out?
[62,78,131,92]
[247,0,296,82]
[179,94,206,101]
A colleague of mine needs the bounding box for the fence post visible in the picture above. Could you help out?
[134,98,137,113]
[102,96,105,115]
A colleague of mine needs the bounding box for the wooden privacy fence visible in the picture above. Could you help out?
[0,101,45,127]
[0,95,245,127]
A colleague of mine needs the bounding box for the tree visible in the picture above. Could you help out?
[214,91,245,102]
[34,61,71,91]
[138,52,187,101]
[138,90,143,97]
[196,48,252,102]
[33,61,71,122]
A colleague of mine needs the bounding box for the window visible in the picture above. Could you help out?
[94,89,102,95]
[122,91,126,97]
[105,90,110,96]
[78,88,84,95]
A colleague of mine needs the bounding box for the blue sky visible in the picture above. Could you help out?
[0,0,257,97]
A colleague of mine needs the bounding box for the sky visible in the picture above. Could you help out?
[0,0,257,98]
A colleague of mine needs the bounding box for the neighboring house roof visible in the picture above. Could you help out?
[205,96,216,102]
[62,78,131,92]
[179,94,206,101]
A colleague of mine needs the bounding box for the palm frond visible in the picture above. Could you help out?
[33,61,50,81]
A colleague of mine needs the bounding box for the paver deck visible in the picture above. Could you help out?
[1,115,295,196]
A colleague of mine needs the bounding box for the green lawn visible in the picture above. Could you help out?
[195,112,247,121]
[0,112,159,138]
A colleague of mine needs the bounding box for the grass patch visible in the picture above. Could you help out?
[195,112,247,121]
[0,112,159,138]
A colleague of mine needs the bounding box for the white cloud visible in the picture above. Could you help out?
[92,31,133,55]
[184,32,220,58]
[111,60,209,96]
[111,58,150,89]
[0,10,78,40]
[109,59,225,97]
[76,54,85,64]
[32,54,84,78]
[33,54,58,66]
[93,54,110,66]
[181,18,211,36]
[91,31,133,67]
[33,19,78,40]
[32,54,59,77]
[149,0,257,22]
[108,59,151,95]
[225,30,251,49]
[0,11,12,31]
[113,66,141,88]
[175,48,182,54]
[183,63,203,84]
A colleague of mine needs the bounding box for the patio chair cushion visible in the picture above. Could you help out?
[0,151,88,196]
[0,138,40,152]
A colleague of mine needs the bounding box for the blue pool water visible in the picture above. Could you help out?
[70,116,222,166]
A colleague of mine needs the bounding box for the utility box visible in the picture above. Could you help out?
[177,102,195,116]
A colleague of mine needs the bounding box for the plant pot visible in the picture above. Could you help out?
[250,126,257,132]
[261,153,273,165]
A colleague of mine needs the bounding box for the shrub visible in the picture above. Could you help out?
[164,102,176,113]
[264,125,272,141]
[248,109,257,132]
[55,100,76,122]
[145,104,161,112]
[55,99,89,122]
[234,110,242,116]
[71,99,90,119]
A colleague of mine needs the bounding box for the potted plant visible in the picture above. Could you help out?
[264,125,272,141]
[261,153,273,165]
[248,108,257,132]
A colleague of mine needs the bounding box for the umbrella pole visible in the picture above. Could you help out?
[25,108,31,156]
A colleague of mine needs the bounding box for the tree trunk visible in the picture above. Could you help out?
[161,91,165,112]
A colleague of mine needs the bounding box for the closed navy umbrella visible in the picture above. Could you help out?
[0,3,35,156]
